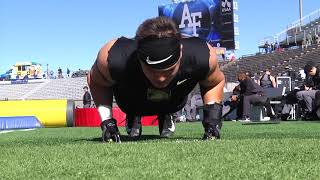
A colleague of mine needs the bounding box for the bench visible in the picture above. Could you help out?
[250,87,284,121]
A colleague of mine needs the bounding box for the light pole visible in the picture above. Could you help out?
[299,0,303,31]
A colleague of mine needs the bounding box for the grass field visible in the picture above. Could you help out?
[1,121,320,179]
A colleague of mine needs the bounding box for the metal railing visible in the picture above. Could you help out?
[260,8,320,45]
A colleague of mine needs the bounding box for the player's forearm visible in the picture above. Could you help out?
[87,66,114,107]
[88,82,113,107]
[87,70,113,107]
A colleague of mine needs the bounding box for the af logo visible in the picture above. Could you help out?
[178,3,202,37]
[221,0,232,13]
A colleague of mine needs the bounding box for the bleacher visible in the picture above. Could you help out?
[0,77,87,100]
[0,82,40,100]
[221,44,320,83]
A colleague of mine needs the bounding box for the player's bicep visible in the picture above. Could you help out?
[200,44,225,87]
[88,40,117,87]
[88,60,113,87]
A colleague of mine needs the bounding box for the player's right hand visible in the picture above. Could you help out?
[202,125,220,140]
[100,118,121,143]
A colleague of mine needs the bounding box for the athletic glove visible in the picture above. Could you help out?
[202,103,223,140]
[100,118,121,143]
[98,105,121,143]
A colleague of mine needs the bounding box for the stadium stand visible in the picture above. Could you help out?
[259,8,320,48]
[2,43,320,101]
[221,44,320,84]
[0,82,41,100]
[0,77,87,100]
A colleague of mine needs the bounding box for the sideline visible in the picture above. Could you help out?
[0,129,35,134]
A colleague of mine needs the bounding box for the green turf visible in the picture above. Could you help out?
[1,121,320,180]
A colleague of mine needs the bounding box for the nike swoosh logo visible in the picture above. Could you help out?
[168,120,175,132]
[146,54,173,65]
[177,79,189,85]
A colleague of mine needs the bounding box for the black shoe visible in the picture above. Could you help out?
[158,114,175,138]
[281,113,290,121]
[269,115,278,121]
[304,112,316,121]
[126,115,142,138]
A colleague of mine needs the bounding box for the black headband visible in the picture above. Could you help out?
[137,36,180,69]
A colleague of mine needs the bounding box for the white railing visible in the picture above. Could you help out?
[260,8,320,46]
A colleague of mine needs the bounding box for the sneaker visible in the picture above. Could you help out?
[158,114,175,138]
[125,115,142,138]
[238,116,251,122]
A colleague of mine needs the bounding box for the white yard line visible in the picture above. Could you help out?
[0,129,35,134]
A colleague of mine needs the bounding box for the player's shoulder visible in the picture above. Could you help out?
[181,37,207,47]
[100,37,134,53]
[181,37,215,56]
[98,37,136,62]
[99,39,118,55]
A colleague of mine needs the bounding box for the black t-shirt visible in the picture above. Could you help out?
[83,92,91,105]
[305,68,320,89]
[107,37,210,116]
[240,78,265,96]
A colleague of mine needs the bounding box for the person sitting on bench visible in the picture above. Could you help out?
[232,72,274,121]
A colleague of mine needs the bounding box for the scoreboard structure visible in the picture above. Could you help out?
[159,0,238,50]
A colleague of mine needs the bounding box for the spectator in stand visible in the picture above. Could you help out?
[307,34,313,46]
[264,41,270,53]
[302,38,307,49]
[83,86,92,108]
[253,72,261,84]
[274,41,280,51]
[315,34,320,44]
[245,71,251,77]
[296,61,320,119]
[58,67,63,79]
[246,71,258,83]
[270,43,274,52]
[227,51,236,62]
[67,68,70,78]
[258,69,276,88]
[50,70,54,79]
[221,53,226,61]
